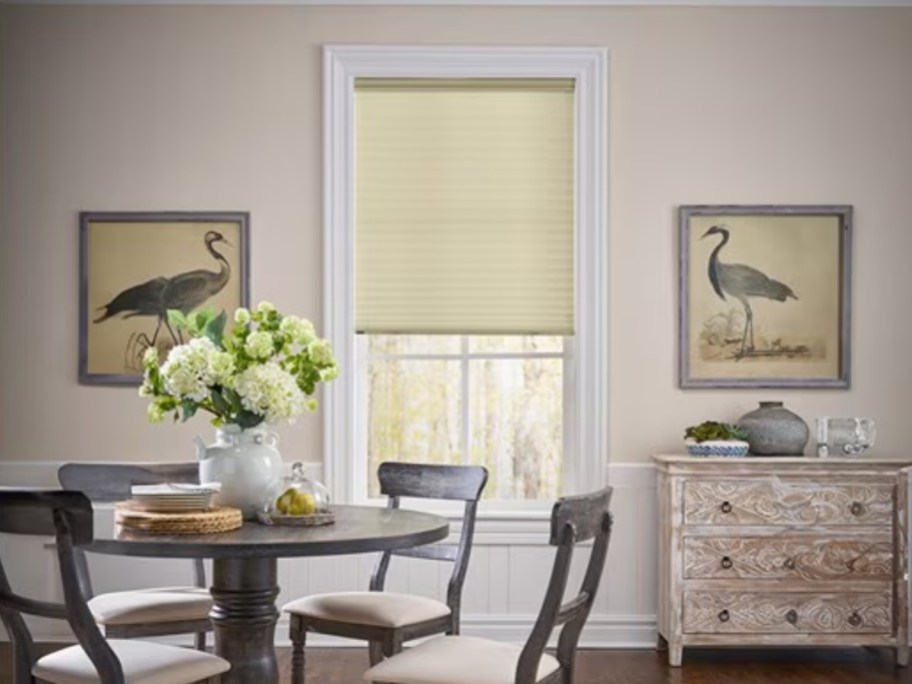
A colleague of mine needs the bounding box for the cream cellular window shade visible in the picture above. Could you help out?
[355,78,575,335]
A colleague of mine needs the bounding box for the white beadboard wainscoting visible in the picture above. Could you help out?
[0,461,657,647]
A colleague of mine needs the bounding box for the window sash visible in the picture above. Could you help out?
[354,334,575,508]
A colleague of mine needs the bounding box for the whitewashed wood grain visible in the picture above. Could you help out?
[683,590,891,634]
[683,536,893,580]
[683,479,894,526]
[654,455,912,667]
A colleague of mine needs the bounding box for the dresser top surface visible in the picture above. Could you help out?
[653,453,912,471]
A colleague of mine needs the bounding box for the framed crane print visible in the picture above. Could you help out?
[79,211,250,385]
[679,205,851,389]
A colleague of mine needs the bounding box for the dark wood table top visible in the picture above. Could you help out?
[87,505,449,559]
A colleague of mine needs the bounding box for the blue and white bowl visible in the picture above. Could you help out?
[685,439,749,457]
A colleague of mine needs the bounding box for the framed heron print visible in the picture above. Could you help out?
[79,211,250,385]
[679,205,851,389]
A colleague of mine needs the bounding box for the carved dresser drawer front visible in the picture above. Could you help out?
[683,479,893,526]
[683,537,893,580]
[683,591,891,634]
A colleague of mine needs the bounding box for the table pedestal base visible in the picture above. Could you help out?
[211,557,280,684]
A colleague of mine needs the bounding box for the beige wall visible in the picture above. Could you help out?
[1,5,911,468]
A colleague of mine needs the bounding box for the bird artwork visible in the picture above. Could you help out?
[701,224,801,360]
[93,230,233,368]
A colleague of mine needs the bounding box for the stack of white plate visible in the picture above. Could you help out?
[129,483,221,512]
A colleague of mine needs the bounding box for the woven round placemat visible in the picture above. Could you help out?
[115,503,243,535]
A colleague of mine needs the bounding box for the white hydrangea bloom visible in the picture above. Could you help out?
[160,337,218,402]
[147,403,168,424]
[245,331,274,360]
[257,301,275,314]
[279,315,317,345]
[320,364,339,382]
[234,307,251,325]
[208,351,236,386]
[308,339,335,366]
[235,362,306,424]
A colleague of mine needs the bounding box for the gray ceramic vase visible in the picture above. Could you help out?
[737,401,809,456]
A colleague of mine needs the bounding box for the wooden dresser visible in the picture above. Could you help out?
[653,454,911,666]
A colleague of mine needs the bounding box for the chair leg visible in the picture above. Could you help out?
[381,633,402,658]
[290,617,307,684]
[195,630,207,651]
[368,640,384,666]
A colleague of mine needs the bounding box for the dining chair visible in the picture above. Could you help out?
[282,462,488,684]
[0,488,230,684]
[363,486,613,684]
[57,463,213,650]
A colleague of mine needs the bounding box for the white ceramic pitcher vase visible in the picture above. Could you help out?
[196,424,282,521]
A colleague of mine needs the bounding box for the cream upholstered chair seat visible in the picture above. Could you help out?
[364,635,560,684]
[286,463,490,683]
[364,488,614,684]
[33,638,229,684]
[283,591,451,629]
[88,587,213,626]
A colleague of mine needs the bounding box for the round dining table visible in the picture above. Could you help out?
[88,505,449,684]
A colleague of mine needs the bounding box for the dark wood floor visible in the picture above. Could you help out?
[3,644,910,683]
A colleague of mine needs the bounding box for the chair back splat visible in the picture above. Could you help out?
[369,462,488,634]
[517,486,613,684]
[0,490,124,684]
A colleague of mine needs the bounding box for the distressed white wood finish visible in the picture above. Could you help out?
[655,454,912,667]
[684,479,894,526]
[683,590,891,634]
[683,536,893,580]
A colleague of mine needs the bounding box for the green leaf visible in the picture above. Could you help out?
[205,310,228,347]
[684,421,746,443]
[210,388,231,417]
[193,310,210,334]
[235,410,263,430]
[222,387,243,412]
[167,309,188,331]
[180,400,199,422]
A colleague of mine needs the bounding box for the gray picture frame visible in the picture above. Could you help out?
[78,211,250,386]
[678,204,853,389]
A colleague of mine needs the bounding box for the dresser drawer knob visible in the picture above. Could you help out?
[718,609,730,623]
[720,556,733,570]
[720,501,733,514]
[785,609,798,625]
[848,612,863,627]
[783,558,796,570]
[850,501,865,517]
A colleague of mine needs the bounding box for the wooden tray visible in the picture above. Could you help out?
[115,503,243,535]
[257,510,335,527]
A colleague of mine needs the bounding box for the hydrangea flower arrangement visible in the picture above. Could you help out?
[140,302,338,428]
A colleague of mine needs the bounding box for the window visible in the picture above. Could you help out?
[325,47,608,513]
[360,334,567,501]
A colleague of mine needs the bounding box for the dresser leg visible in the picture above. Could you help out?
[897,644,909,667]
[668,643,683,667]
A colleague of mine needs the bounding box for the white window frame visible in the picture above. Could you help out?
[324,46,609,518]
